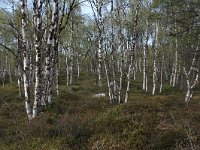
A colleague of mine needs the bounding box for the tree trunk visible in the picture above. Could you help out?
[104,57,112,103]
[43,0,59,105]
[183,43,199,102]
[143,20,149,92]
[160,54,164,93]
[33,0,43,118]
[152,19,159,96]
[172,19,178,87]
[125,0,141,103]
[20,0,32,120]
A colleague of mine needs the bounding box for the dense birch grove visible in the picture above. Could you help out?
[0,0,200,120]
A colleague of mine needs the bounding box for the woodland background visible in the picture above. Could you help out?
[0,0,200,149]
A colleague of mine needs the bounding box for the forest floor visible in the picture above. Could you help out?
[0,75,200,150]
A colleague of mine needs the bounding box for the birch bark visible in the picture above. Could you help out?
[183,44,199,102]
[152,19,159,96]
[33,0,43,117]
[172,19,178,87]
[89,0,104,87]
[160,54,164,93]
[43,0,59,105]
[20,0,32,120]
[143,20,149,92]
[104,55,112,103]
[125,0,141,103]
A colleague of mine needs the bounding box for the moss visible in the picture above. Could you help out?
[0,79,200,149]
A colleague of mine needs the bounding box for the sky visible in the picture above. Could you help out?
[81,1,93,16]
[0,0,14,11]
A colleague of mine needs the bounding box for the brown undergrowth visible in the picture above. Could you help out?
[0,79,200,150]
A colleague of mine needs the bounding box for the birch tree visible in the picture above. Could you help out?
[125,0,141,103]
[152,19,159,96]
[143,19,149,92]
[20,0,32,119]
[89,0,105,87]
[43,0,59,105]
[32,0,44,117]
[183,35,200,103]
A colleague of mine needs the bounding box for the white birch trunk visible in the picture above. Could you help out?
[172,50,178,87]
[183,66,199,103]
[69,58,73,85]
[125,63,132,103]
[20,0,32,120]
[97,1,104,87]
[183,41,199,102]
[176,65,181,84]
[118,47,123,104]
[53,38,59,96]
[43,0,58,104]
[143,20,149,92]
[8,63,12,84]
[133,62,136,81]
[17,39,22,98]
[104,58,112,103]
[172,19,178,87]
[125,0,141,102]
[170,67,174,86]
[32,0,44,118]
[98,37,102,87]
[17,65,22,98]
[56,63,59,96]
[152,20,159,96]
[65,50,69,86]
[138,58,142,73]
[160,54,164,93]
[110,0,118,103]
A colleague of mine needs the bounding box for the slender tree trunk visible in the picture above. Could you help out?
[172,20,178,87]
[16,38,22,98]
[104,56,112,103]
[5,51,8,84]
[152,19,159,96]
[69,57,73,85]
[69,20,74,85]
[125,0,141,103]
[160,54,164,93]
[172,50,178,87]
[33,0,43,118]
[65,49,69,86]
[43,0,59,105]
[53,35,59,96]
[8,62,12,83]
[56,63,59,96]
[110,0,117,102]
[176,65,181,84]
[1,49,6,87]
[20,0,32,120]
[97,2,104,87]
[143,20,149,92]
[97,35,102,87]
[183,42,199,102]
[183,66,199,102]
[17,63,22,98]
[118,45,124,103]
[138,58,142,73]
